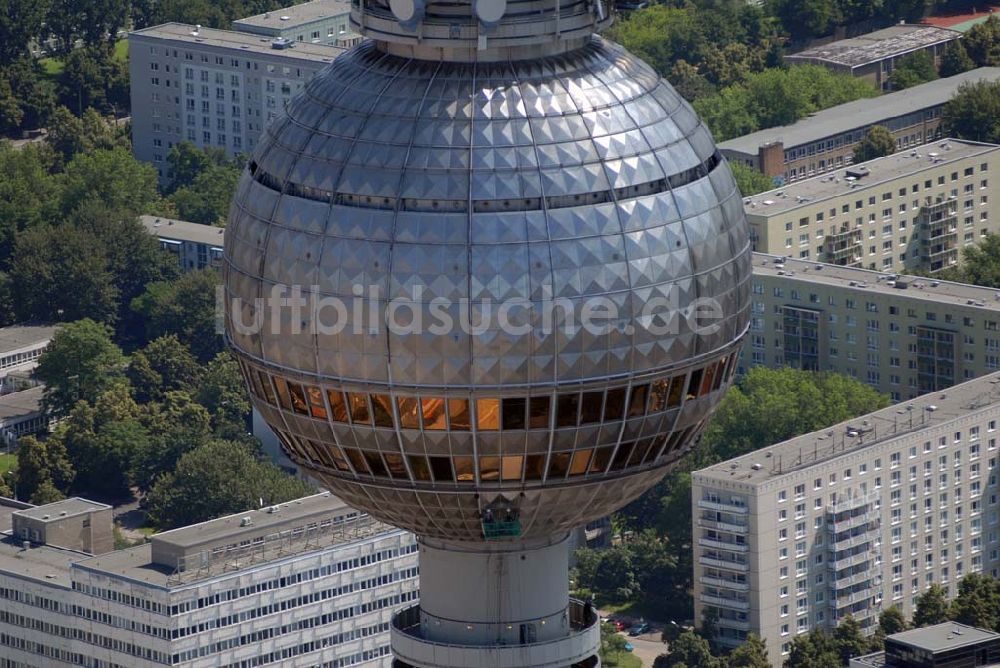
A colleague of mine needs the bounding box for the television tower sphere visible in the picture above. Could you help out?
[223,0,750,664]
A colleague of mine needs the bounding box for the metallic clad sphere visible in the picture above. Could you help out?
[223,37,751,542]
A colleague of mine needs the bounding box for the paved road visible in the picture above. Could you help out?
[623,631,666,666]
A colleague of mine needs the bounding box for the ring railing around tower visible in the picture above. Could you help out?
[390,598,600,668]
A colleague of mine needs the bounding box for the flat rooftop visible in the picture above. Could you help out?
[889,622,1000,652]
[152,491,355,550]
[745,139,998,217]
[140,214,226,247]
[696,371,1000,485]
[0,522,87,587]
[719,68,1000,155]
[786,24,961,68]
[233,0,352,30]
[130,23,345,63]
[14,498,110,523]
[752,252,1000,312]
[0,323,58,355]
[0,386,44,422]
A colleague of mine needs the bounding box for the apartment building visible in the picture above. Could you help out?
[0,492,419,668]
[140,214,226,271]
[745,253,1000,401]
[786,24,961,91]
[128,24,344,183]
[745,139,1000,273]
[719,68,1000,185]
[232,0,361,48]
[692,372,1000,665]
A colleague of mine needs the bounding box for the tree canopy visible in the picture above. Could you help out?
[35,318,126,416]
[730,162,774,197]
[888,51,937,90]
[146,439,315,529]
[853,125,897,164]
[942,79,1000,145]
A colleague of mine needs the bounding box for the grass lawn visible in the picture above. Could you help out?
[0,453,15,476]
[113,38,128,62]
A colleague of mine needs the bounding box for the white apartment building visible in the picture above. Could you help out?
[0,493,418,668]
[128,24,344,183]
[140,214,226,271]
[745,253,1000,402]
[0,324,58,381]
[745,139,1000,273]
[692,372,1000,666]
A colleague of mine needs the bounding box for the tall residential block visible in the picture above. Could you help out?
[0,492,418,667]
[693,372,1000,665]
[745,139,1000,273]
[745,253,1000,401]
[128,24,344,183]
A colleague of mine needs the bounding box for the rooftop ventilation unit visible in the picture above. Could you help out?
[845,166,870,180]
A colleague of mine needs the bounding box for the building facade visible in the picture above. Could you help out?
[232,0,361,48]
[692,373,1000,665]
[745,253,1000,402]
[785,24,962,91]
[0,386,50,448]
[852,621,1000,668]
[0,493,419,668]
[128,24,343,183]
[140,215,226,271]
[719,68,1000,185]
[745,139,1000,273]
[0,324,58,381]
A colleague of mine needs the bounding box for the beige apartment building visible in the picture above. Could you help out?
[745,253,1000,402]
[692,372,1000,665]
[745,139,1000,274]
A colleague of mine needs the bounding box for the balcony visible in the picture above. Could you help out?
[831,588,876,609]
[829,549,875,570]
[716,618,751,632]
[827,510,877,532]
[390,601,600,668]
[699,499,749,514]
[700,594,750,611]
[832,569,881,590]
[824,228,863,267]
[699,517,748,534]
[700,575,750,592]
[699,538,748,553]
[699,556,749,572]
[829,531,878,551]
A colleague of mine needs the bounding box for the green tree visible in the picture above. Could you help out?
[165,141,232,192]
[729,634,770,668]
[35,319,126,415]
[194,351,252,439]
[128,335,202,403]
[8,224,118,324]
[14,435,75,501]
[951,573,1000,630]
[942,79,1000,144]
[47,0,130,53]
[57,46,129,115]
[914,583,952,627]
[131,269,223,361]
[889,51,938,90]
[939,40,975,78]
[0,142,60,264]
[769,0,841,37]
[602,632,629,667]
[134,391,212,490]
[942,234,1000,288]
[964,15,1000,67]
[146,439,315,529]
[853,125,897,164]
[168,162,241,225]
[607,5,705,77]
[0,57,57,134]
[656,630,717,668]
[879,605,909,636]
[46,106,130,163]
[30,479,66,504]
[730,162,774,196]
[668,60,716,102]
[783,629,840,668]
[0,0,49,61]
[59,148,160,217]
[833,616,869,664]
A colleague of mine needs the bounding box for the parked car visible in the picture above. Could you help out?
[613,619,627,631]
[628,622,650,636]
